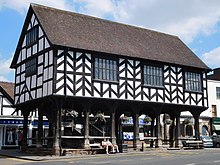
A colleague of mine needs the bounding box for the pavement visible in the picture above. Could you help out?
[0,147,170,161]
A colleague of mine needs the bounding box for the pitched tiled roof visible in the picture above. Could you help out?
[12,4,210,70]
[0,81,14,101]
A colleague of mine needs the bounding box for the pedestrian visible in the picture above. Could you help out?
[18,130,22,151]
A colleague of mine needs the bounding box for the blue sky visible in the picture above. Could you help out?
[1,0,220,82]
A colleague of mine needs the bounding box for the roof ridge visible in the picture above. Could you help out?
[30,3,178,39]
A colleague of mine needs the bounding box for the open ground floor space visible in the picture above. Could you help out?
[15,96,209,155]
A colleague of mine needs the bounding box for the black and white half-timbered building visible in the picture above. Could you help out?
[10,4,210,155]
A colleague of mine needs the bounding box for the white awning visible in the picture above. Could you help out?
[212,124,220,131]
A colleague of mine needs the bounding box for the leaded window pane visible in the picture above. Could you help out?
[185,72,202,92]
[143,65,163,87]
[94,57,117,82]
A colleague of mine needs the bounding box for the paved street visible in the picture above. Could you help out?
[1,148,220,165]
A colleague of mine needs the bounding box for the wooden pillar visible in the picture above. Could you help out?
[52,108,61,156]
[133,112,140,149]
[111,109,116,145]
[84,107,90,149]
[169,116,175,148]
[36,108,43,148]
[174,114,181,148]
[21,110,29,151]
[193,113,200,140]
[150,117,155,137]
[155,115,162,148]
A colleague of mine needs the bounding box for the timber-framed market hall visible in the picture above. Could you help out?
[10,4,210,155]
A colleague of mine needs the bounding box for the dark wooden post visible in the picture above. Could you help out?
[155,115,162,148]
[52,108,61,156]
[36,108,43,148]
[193,113,200,140]
[150,117,155,137]
[133,112,140,149]
[21,110,29,151]
[84,106,90,149]
[111,108,116,145]
[174,113,180,148]
[169,115,175,148]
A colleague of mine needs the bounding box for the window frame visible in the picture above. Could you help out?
[26,25,39,46]
[216,87,220,99]
[184,71,202,93]
[93,56,118,83]
[25,57,37,77]
[142,64,164,88]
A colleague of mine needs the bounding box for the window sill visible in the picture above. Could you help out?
[184,90,203,94]
[93,79,119,84]
[142,84,165,89]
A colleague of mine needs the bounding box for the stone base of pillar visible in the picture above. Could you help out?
[36,143,43,148]
[52,146,61,156]
[21,145,28,152]
[84,139,90,149]
[174,139,182,148]
[133,140,142,150]
[155,138,163,148]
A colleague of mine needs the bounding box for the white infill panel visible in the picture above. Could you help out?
[43,83,47,97]
[37,76,43,87]
[37,88,42,98]
[93,82,100,97]
[31,75,36,88]
[39,38,44,52]
[31,14,35,26]
[185,93,190,105]
[27,47,31,59]
[49,51,53,65]
[45,38,50,49]
[33,44,37,54]
[31,90,36,99]
[48,81,53,95]
[39,26,43,38]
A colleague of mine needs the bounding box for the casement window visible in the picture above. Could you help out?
[216,87,220,99]
[25,58,37,76]
[26,26,38,46]
[185,72,202,92]
[143,65,163,87]
[94,57,117,82]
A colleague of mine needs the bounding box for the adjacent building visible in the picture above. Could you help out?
[10,4,210,155]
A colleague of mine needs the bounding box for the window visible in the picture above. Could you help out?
[25,58,37,76]
[26,26,38,46]
[216,87,220,99]
[143,65,163,87]
[185,72,202,92]
[94,57,117,81]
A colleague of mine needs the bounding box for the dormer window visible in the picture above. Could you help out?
[26,26,38,46]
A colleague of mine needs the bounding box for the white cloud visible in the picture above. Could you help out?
[0,0,70,14]
[1,0,220,44]
[0,53,14,82]
[202,47,220,68]
[74,0,115,18]
[72,0,220,44]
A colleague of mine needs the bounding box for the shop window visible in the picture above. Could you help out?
[5,127,17,145]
